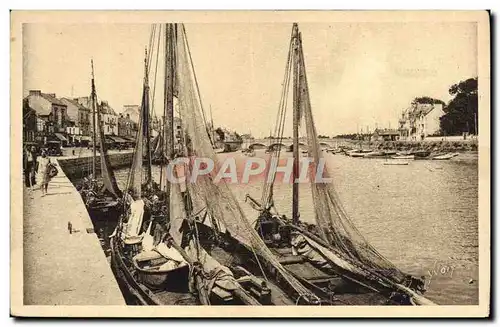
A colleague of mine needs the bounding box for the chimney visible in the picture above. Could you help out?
[29,90,41,96]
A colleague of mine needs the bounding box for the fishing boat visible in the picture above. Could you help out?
[79,61,122,220]
[246,23,435,305]
[347,150,366,158]
[432,152,458,160]
[110,23,317,306]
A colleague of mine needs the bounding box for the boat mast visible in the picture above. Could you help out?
[210,104,216,146]
[144,48,152,184]
[91,59,97,179]
[163,23,175,221]
[292,23,300,225]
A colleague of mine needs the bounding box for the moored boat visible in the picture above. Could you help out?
[384,160,409,166]
[247,23,435,306]
[432,152,458,160]
[111,23,319,306]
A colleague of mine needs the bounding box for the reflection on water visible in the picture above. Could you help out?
[108,150,478,305]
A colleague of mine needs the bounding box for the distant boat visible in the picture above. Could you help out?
[384,160,409,166]
[432,153,458,160]
[347,150,365,157]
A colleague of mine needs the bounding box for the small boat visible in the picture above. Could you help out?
[392,155,415,160]
[432,153,458,160]
[383,150,397,156]
[348,150,365,157]
[384,160,409,166]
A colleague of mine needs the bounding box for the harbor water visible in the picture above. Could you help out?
[93,150,479,305]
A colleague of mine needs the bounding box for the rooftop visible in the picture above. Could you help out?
[60,98,90,122]
[27,90,67,116]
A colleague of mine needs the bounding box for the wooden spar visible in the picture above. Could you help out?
[144,49,152,184]
[163,23,175,222]
[91,60,97,178]
[210,105,216,146]
[292,23,300,225]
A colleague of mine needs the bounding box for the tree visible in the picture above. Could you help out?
[440,77,478,135]
[412,96,446,106]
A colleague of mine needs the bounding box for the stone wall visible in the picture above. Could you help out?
[58,151,133,179]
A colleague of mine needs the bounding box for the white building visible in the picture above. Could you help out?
[399,103,445,140]
[123,104,140,123]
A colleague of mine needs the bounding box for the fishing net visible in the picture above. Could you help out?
[293,26,411,287]
[173,24,319,303]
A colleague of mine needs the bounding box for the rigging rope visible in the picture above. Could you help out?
[175,23,317,303]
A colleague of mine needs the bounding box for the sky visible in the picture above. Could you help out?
[23,22,477,137]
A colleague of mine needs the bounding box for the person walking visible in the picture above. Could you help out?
[37,150,52,196]
[24,145,37,189]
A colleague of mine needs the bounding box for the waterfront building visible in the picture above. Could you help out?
[371,128,400,142]
[60,98,92,144]
[122,105,140,123]
[25,90,69,144]
[75,97,119,136]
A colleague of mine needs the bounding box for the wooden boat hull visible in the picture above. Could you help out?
[245,208,432,305]
[432,153,458,160]
[384,161,409,165]
[192,221,317,305]
[133,251,191,291]
[109,232,198,306]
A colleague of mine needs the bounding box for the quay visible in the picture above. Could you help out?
[23,152,126,305]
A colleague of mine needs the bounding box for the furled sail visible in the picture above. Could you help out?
[127,81,147,199]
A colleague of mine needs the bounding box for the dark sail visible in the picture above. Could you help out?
[127,84,147,199]
[90,61,121,199]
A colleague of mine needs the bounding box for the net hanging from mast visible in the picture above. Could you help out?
[276,24,411,287]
